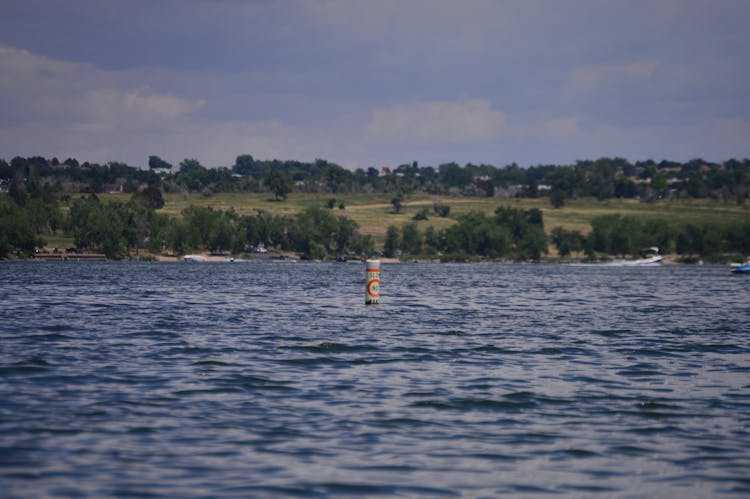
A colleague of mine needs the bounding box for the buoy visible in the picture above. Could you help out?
[365,259,380,305]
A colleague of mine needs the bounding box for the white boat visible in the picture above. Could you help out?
[632,247,663,265]
[610,247,663,266]
[182,254,207,262]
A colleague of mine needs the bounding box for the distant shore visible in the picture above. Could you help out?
[20,248,717,265]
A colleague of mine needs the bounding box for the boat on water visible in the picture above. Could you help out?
[182,254,251,263]
[182,254,207,262]
[730,259,750,274]
[609,247,663,266]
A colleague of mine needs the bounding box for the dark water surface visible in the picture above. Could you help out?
[1,261,749,497]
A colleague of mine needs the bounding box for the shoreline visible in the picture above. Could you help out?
[18,245,743,265]
[16,251,730,265]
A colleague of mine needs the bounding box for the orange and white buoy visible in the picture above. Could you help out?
[365,259,380,305]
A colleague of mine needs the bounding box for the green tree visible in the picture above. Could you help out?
[518,225,548,260]
[24,197,62,235]
[433,203,450,217]
[587,214,658,257]
[475,178,494,197]
[383,225,400,258]
[132,185,165,210]
[8,175,28,206]
[523,176,539,198]
[0,159,12,180]
[443,211,512,258]
[166,219,190,255]
[181,205,221,250]
[544,165,582,201]
[726,220,750,255]
[550,227,584,257]
[651,173,669,198]
[492,206,546,259]
[438,162,473,190]
[177,159,208,191]
[0,196,43,257]
[307,241,326,260]
[614,177,638,198]
[264,170,293,201]
[413,207,429,220]
[588,159,616,200]
[423,226,439,255]
[333,216,358,255]
[350,233,375,258]
[148,155,172,170]
[639,219,674,254]
[67,196,130,258]
[588,214,622,255]
[401,223,423,255]
[209,214,236,254]
[144,212,175,254]
[549,188,565,208]
[322,163,353,193]
[233,154,256,175]
[390,194,404,214]
[676,223,722,257]
[122,199,154,256]
[285,206,362,259]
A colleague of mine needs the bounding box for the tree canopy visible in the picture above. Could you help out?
[2,154,748,205]
[2,153,750,261]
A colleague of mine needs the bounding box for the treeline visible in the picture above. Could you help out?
[2,186,750,260]
[553,215,750,261]
[2,155,749,205]
[2,153,750,261]
[1,191,373,260]
[384,208,548,261]
[382,210,750,263]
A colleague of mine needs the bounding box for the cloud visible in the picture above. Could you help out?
[2,0,750,169]
[0,113,304,169]
[566,60,660,93]
[0,42,363,168]
[525,115,750,164]
[82,87,206,129]
[364,99,506,145]
[0,44,204,128]
[0,44,337,166]
[0,44,282,165]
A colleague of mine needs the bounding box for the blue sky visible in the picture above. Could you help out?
[1,0,749,170]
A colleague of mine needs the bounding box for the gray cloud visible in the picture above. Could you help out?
[1,1,749,168]
[365,100,507,145]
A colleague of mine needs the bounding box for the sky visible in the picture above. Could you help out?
[1,0,749,170]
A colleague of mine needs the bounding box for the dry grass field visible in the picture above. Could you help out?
[96,192,750,245]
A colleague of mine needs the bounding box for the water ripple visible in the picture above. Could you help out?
[1,261,749,497]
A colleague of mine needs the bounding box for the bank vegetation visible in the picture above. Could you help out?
[1,155,749,262]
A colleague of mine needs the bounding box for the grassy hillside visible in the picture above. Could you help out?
[99,192,749,245]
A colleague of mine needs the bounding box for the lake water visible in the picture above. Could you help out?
[1,261,749,497]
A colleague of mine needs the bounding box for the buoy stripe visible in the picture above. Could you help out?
[367,279,380,297]
[366,268,380,273]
